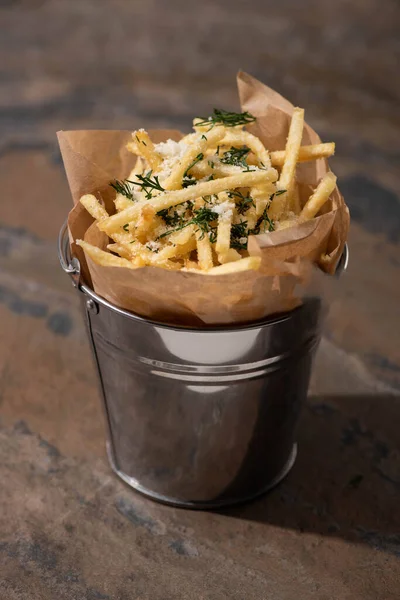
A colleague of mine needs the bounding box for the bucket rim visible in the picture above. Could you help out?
[58,220,348,332]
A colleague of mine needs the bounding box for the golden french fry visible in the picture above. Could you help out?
[299,172,337,221]
[126,130,161,171]
[134,204,156,242]
[106,243,133,259]
[215,203,234,255]
[77,240,138,269]
[218,248,242,264]
[270,107,304,220]
[270,143,335,167]
[114,157,145,212]
[220,130,271,168]
[162,126,225,190]
[98,170,277,234]
[199,256,261,275]
[80,194,109,221]
[195,229,213,270]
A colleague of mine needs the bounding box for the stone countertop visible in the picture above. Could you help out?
[0,1,399,598]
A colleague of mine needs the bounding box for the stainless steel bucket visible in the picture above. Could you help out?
[59,222,348,508]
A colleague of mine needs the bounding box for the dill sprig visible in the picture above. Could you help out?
[195,108,256,128]
[227,190,255,215]
[221,146,251,169]
[134,171,165,199]
[158,206,218,240]
[109,179,134,200]
[230,221,249,249]
[183,153,204,179]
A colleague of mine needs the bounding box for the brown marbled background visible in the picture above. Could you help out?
[0,1,399,598]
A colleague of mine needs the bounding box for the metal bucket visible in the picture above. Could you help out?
[59,222,348,508]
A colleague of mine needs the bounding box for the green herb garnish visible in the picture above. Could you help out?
[134,171,165,199]
[195,108,256,128]
[227,190,255,215]
[158,206,218,240]
[183,153,204,178]
[122,223,129,232]
[182,175,197,188]
[230,221,249,249]
[221,146,250,168]
[109,179,134,200]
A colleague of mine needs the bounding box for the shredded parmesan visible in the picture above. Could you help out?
[212,200,234,220]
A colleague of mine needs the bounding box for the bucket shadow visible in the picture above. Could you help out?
[217,394,400,556]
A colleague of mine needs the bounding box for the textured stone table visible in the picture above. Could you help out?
[0,1,399,598]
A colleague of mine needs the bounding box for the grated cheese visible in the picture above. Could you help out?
[212,200,234,221]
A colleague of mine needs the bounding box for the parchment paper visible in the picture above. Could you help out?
[57,72,349,326]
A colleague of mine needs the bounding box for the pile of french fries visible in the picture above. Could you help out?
[78,108,336,275]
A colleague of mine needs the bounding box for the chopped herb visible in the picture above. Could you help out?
[142,140,147,146]
[182,175,197,188]
[135,134,140,143]
[109,179,134,200]
[183,153,204,178]
[250,206,275,234]
[134,171,165,199]
[216,145,220,155]
[158,206,218,240]
[207,174,214,181]
[208,160,215,169]
[230,221,249,249]
[227,190,255,215]
[157,202,187,227]
[221,146,250,168]
[122,223,130,232]
[273,189,286,197]
[195,108,256,128]
[201,134,207,141]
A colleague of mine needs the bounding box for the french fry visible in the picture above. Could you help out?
[80,194,109,221]
[269,107,304,220]
[220,130,271,168]
[114,157,144,212]
[299,172,337,221]
[126,130,161,171]
[215,208,233,255]
[195,229,213,270]
[270,143,335,167]
[77,240,138,269]
[197,256,261,275]
[134,204,156,242]
[162,126,225,191]
[218,248,242,264]
[98,170,277,234]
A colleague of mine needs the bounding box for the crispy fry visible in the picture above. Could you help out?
[126,130,161,171]
[299,172,337,221]
[220,130,271,168]
[218,248,242,264]
[98,170,277,234]
[114,157,144,212]
[269,107,304,220]
[162,126,225,190]
[215,204,234,255]
[270,142,335,167]
[80,194,109,221]
[195,229,213,270]
[77,239,138,269]
[194,256,261,275]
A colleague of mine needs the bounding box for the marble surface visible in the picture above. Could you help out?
[0,0,399,598]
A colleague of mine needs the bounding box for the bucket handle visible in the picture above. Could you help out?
[58,219,81,288]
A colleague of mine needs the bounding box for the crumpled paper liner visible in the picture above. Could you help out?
[58,72,349,326]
